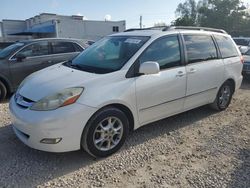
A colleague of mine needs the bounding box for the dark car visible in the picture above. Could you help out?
[242,50,250,80]
[0,38,88,101]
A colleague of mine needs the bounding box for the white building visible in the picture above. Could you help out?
[0,13,126,42]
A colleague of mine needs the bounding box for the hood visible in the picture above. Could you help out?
[18,64,100,101]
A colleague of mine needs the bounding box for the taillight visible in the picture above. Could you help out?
[240,56,244,64]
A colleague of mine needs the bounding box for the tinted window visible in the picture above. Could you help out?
[184,35,217,64]
[52,42,75,54]
[233,38,250,46]
[72,43,83,52]
[215,35,239,58]
[15,41,49,58]
[139,36,181,69]
[0,42,24,59]
[70,36,149,74]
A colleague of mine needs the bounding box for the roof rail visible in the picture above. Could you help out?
[163,26,228,34]
[124,26,165,32]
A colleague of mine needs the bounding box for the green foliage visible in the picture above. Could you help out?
[173,0,250,37]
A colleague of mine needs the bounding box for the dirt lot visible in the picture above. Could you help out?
[0,80,249,188]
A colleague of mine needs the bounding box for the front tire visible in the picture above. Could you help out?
[81,107,129,158]
[210,81,233,111]
[0,81,7,102]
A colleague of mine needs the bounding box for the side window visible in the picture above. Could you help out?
[215,35,238,58]
[72,43,83,52]
[139,36,181,70]
[52,42,76,54]
[184,35,218,64]
[15,42,49,58]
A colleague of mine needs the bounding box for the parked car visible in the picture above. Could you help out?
[242,49,250,80]
[0,38,88,101]
[10,27,243,157]
[233,37,250,54]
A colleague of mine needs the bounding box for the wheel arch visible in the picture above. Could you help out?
[225,78,236,93]
[84,103,135,133]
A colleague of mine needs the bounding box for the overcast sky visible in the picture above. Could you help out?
[1,0,250,29]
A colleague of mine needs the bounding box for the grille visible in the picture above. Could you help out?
[15,93,34,109]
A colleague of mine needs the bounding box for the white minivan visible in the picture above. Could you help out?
[9,27,243,157]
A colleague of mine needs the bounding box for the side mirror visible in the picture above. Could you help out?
[16,53,26,62]
[139,61,160,75]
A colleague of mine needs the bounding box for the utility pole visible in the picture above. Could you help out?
[139,15,142,29]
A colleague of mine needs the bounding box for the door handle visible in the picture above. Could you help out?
[47,60,53,63]
[188,68,197,74]
[176,71,185,77]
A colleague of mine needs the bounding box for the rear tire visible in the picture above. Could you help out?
[81,107,129,158]
[210,81,233,111]
[0,81,7,102]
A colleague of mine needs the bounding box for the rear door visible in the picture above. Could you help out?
[183,34,224,110]
[49,41,83,64]
[9,41,50,88]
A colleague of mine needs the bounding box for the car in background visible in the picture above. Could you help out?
[233,37,250,54]
[0,38,88,101]
[242,49,250,80]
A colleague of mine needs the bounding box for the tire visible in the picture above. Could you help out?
[81,107,129,158]
[210,81,233,111]
[0,81,7,102]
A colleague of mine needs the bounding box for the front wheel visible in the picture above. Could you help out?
[210,81,233,111]
[81,107,129,158]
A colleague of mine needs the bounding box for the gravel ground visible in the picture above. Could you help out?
[0,80,249,188]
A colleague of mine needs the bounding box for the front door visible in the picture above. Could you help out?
[9,41,50,89]
[135,35,187,125]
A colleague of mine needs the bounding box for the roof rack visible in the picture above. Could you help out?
[163,26,227,34]
[124,26,165,32]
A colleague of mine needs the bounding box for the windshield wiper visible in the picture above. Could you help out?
[64,60,83,70]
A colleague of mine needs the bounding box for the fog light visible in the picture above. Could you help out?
[40,138,62,144]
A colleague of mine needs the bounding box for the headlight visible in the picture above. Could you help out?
[30,87,84,111]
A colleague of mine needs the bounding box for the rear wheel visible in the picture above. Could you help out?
[210,81,233,111]
[0,81,7,102]
[81,107,129,158]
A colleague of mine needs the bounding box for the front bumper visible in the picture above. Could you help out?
[9,96,97,152]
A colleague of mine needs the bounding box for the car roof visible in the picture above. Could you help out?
[15,38,90,49]
[18,38,85,44]
[111,29,229,38]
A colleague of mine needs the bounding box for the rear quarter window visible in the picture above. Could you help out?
[215,35,239,59]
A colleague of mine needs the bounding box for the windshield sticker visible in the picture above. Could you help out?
[124,39,142,44]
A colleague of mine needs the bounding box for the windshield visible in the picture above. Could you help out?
[234,39,250,46]
[70,36,149,74]
[0,42,25,59]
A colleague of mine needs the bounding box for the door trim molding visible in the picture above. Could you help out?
[139,87,217,112]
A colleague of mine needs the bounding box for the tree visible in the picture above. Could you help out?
[173,0,198,26]
[173,0,250,36]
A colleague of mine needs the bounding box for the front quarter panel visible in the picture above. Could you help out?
[77,70,139,129]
